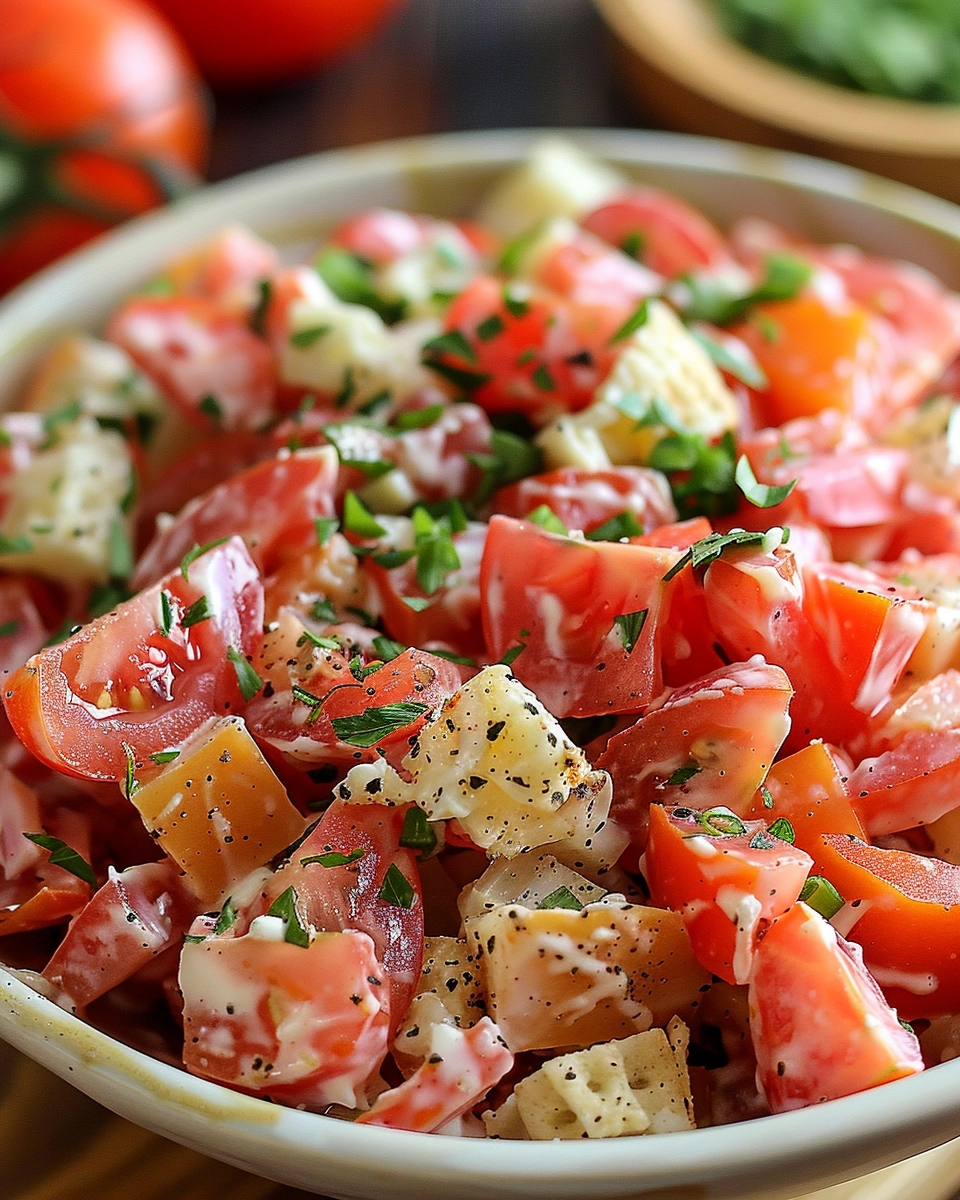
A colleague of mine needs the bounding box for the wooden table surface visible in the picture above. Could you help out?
[204,0,643,184]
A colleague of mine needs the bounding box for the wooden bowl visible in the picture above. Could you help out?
[595,0,960,203]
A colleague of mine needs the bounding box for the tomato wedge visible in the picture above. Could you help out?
[3,537,263,782]
[748,902,923,1112]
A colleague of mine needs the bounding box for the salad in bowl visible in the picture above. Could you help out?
[2,129,960,1197]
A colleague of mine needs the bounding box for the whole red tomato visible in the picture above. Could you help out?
[0,0,209,294]
[146,0,407,89]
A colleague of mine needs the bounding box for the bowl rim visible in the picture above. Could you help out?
[594,0,960,153]
[2,125,960,1193]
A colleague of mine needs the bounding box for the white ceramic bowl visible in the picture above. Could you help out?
[3,129,960,1200]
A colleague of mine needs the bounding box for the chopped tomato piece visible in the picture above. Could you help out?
[581,187,732,278]
[107,295,278,432]
[748,901,923,1112]
[597,658,793,853]
[491,466,676,537]
[357,1018,513,1132]
[645,803,813,985]
[744,742,865,873]
[247,799,424,1039]
[818,834,960,1020]
[42,859,198,1008]
[180,927,391,1108]
[480,514,679,718]
[3,537,263,782]
[849,727,960,837]
[132,446,338,589]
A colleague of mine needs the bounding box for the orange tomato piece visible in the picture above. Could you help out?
[818,833,960,1019]
[734,294,883,426]
[644,803,813,985]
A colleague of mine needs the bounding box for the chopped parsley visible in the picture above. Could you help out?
[378,862,416,908]
[330,702,429,748]
[301,848,366,868]
[585,511,643,542]
[613,608,648,654]
[267,886,310,947]
[609,299,650,344]
[181,537,230,580]
[23,833,96,888]
[315,247,407,323]
[150,749,181,765]
[735,454,798,509]
[290,324,332,348]
[536,885,585,912]
[399,805,437,854]
[180,594,213,628]
[227,646,264,702]
[679,254,812,327]
[663,527,789,582]
[667,762,702,786]
[342,491,387,540]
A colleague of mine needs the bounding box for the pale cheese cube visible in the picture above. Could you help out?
[477,137,626,239]
[336,665,611,858]
[0,417,134,586]
[481,1092,529,1140]
[281,285,433,408]
[596,299,739,445]
[377,226,481,318]
[513,1021,695,1139]
[458,852,607,922]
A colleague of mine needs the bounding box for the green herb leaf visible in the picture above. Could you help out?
[663,527,787,582]
[372,634,406,661]
[761,785,775,810]
[297,629,341,651]
[0,533,32,554]
[312,597,338,623]
[198,394,223,424]
[768,816,796,844]
[402,595,431,612]
[698,807,746,837]
[749,829,777,850]
[477,314,506,342]
[315,247,406,323]
[150,749,180,765]
[526,505,568,535]
[121,741,139,800]
[290,324,332,348]
[532,364,556,392]
[735,455,798,509]
[536,885,584,911]
[250,279,272,337]
[411,505,461,595]
[159,590,173,638]
[301,848,366,868]
[613,608,648,655]
[584,511,643,542]
[180,594,213,628]
[378,862,415,908]
[330,702,429,748]
[342,490,387,540]
[392,404,445,432]
[799,874,845,920]
[214,897,238,935]
[267,885,311,947]
[399,805,437,854]
[667,762,702,786]
[292,683,324,722]
[181,537,230,580]
[227,646,263,702]
[680,254,811,326]
[468,429,543,507]
[23,833,96,888]
[0,620,17,637]
[500,640,527,666]
[609,299,649,344]
[422,329,478,364]
[690,328,769,389]
[88,582,131,619]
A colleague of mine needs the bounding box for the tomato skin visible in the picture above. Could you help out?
[181,927,391,1108]
[744,741,865,874]
[491,466,676,536]
[2,537,263,782]
[246,646,461,779]
[0,0,207,294]
[818,834,960,1020]
[480,514,679,719]
[0,798,92,935]
[849,729,960,837]
[132,446,339,589]
[42,859,198,1008]
[733,293,883,427]
[435,275,623,420]
[146,0,405,88]
[645,803,813,985]
[247,799,424,1039]
[528,224,661,309]
[357,1017,514,1132]
[107,296,277,432]
[597,658,793,853]
[748,902,923,1112]
[581,188,732,278]
[366,522,488,658]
